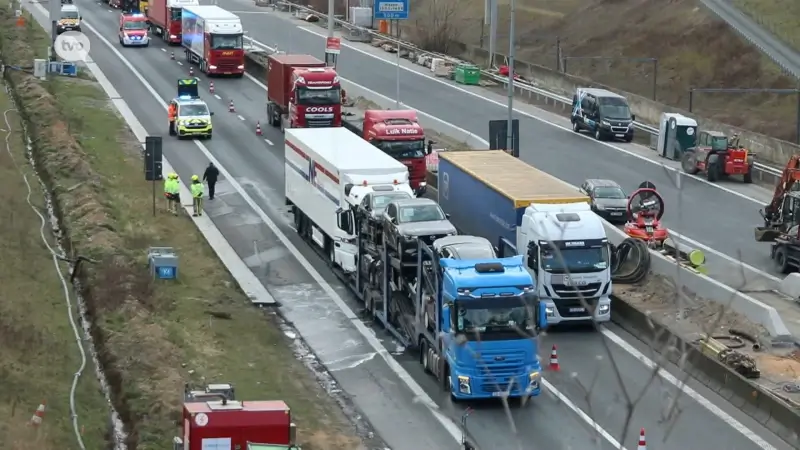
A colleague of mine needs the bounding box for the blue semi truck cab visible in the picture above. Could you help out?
[417,244,546,400]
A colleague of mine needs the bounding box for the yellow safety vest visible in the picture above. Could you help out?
[191,182,204,198]
[168,179,180,195]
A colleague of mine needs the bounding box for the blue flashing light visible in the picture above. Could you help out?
[178,95,193,100]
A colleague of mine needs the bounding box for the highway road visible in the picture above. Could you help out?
[27,1,794,448]
[225,0,790,281]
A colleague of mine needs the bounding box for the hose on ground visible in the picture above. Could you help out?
[729,327,763,351]
[710,334,746,349]
[610,238,651,284]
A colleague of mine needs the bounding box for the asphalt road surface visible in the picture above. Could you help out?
[27,1,794,448]
[226,0,789,279]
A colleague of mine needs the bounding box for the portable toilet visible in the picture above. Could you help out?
[657,113,697,160]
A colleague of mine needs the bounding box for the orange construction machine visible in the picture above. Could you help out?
[681,131,754,183]
[175,383,300,450]
[755,155,800,243]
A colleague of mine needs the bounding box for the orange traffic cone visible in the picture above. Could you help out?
[637,428,646,450]
[228,100,235,112]
[209,81,215,94]
[28,400,46,427]
[548,345,560,371]
[170,51,175,60]
[189,66,194,76]
[256,121,262,136]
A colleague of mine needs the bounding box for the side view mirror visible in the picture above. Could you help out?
[335,210,347,232]
[445,213,451,219]
[209,112,215,116]
[631,114,636,121]
[415,185,427,197]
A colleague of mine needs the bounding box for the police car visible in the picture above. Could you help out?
[57,4,81,34]
[119,13,150,47]
[171,78,213,139]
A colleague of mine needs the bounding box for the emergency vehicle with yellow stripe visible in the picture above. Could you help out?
[170,78,214,139]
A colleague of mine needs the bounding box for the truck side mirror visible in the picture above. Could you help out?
[336,210,348,232]
[209,112,215,116]
[535,298,548,331]
[441,304,451,332]
[344,183,354,196]
[631,114,636,121]
[445,213,450,219]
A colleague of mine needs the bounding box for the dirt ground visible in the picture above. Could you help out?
[617,274,800,407]
[396,0,800,145]
[1,6,367,450]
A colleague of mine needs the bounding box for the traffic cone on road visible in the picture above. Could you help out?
[28,400,46,427]
[255,121,262,136]
[637,428,647,450]
[228,100,235,113]
[209,81,215,94]
[189,66,194,76]
[548,345,560,371]
[170,51,175,60]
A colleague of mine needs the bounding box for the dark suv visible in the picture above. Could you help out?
[579,179,629,224]
[571,88,635,142]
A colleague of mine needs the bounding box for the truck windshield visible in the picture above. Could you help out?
[455,295,535,338]
[541,246,609,274]
[374,139,425,159]
[398,204,444,223]
[123,20,147,30]
[169,7,181,21]
[297,86,341,105]
[211,34,243,50]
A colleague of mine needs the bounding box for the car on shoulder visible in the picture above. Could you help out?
[579,179,628,224]
[119,13,150,47]
[171,97,213,139]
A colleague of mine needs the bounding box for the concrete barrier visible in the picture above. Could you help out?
[612,297,800,447]
[243,51,792,340]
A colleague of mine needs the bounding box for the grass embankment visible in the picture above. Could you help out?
[733,0,800,52]
[0,6,363,450]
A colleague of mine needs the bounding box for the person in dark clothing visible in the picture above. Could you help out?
[202,162,220,200]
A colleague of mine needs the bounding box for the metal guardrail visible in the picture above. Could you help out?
[260,1,785,178]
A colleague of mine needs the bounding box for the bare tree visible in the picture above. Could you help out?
[411,0,465,54]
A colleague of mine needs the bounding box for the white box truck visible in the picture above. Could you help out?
[285,128,416,271]
[180,5,244,76]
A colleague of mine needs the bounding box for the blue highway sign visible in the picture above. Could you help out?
[374,0,409,20]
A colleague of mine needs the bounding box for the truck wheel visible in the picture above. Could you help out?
[420,340,431,374]
[775,247,793,274]
[743,166,753,184]
[706,162,718,182]
[328,237,338,268]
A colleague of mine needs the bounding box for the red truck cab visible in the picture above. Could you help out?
[266,54,342,131]
[351,109,428,190]
[176,399,297,450]
[147,0,198,44]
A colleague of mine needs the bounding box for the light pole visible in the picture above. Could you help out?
[485,0,497,68]
[325,0,336,67]
[505,0,515,154]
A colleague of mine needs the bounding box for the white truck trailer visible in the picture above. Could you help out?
[285,128,415,271]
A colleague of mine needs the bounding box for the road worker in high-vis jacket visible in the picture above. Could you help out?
[190,174,204,217]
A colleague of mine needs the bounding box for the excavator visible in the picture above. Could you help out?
[755,155,800,272]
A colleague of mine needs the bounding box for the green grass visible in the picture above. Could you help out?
[733,0,800,51]
[0,80,109,450]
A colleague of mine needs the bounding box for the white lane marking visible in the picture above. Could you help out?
[237,115,246,121]
[74,16,467,444]
[72,5,777,445]
[292,26,770,206]
[213,94,221,100]
[264,139,273,146]
[245,38,779,283]
[161,48,166,52]
[241,36,778,446]
[601,329,778,450]
[176,61,183,66]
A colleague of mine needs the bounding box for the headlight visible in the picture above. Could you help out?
[595,204,606,210]
[169,34,177,39]
[601,120,611,127]
[545,306,555,316]
[237,64,245,70]
[528,371,540,385]
[457,376,471,394]
[209,65,217,70]
[598,304,610,314]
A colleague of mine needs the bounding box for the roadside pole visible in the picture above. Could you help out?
[505,0,515,153]
[374,0,409,110]
[325,0,336,67]
[48,0,60,61]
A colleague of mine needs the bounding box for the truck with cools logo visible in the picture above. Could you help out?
[181,5,244,76]
[147,0,198,45]
[436,150,613,326]
[266,54,342,131]
[343,109,430,192]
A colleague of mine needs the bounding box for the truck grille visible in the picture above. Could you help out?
[550,282,602,299]
[306,119,333,127]
[475,348,526,394]
[216,59,241,71]
[554,298,598,317]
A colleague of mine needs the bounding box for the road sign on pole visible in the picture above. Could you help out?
[374,0,409,20]
[326,37,341,54]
